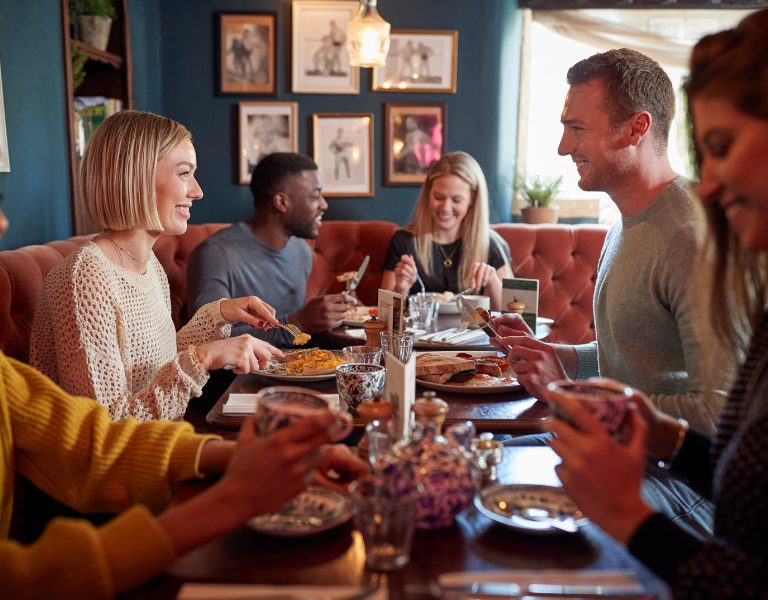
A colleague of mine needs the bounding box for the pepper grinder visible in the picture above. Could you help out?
[413,390,449,434]
[362,309,386,349]
[357,399,394,462]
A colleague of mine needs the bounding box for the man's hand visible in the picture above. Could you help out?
[293,292,358,333]
[492,312,535,337]
[499,335,567,400]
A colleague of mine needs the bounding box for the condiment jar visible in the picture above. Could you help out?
[362,309,386,348]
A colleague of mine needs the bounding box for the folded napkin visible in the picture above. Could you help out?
[436,328,487,345]
[437,569,644,594]
[222,393,340,414]
[177,583,387,599]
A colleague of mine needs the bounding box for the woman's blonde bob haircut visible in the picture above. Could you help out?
[80,110,192,231]
[405,151,494,290]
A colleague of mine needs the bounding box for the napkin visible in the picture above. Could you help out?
[222,393,340,414]
[437,328,487,345]
[177,583,387,599]
[437,569,644,594]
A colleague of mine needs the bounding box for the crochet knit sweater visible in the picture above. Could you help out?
[30,243,232,421]
[0,353,220,599]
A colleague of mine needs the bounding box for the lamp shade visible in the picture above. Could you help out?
[346,0,391,68]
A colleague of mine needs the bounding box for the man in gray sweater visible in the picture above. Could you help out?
[187,153,356,348]
[495,49,723,434]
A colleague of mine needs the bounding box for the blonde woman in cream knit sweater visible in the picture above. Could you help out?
[31,110,283,421]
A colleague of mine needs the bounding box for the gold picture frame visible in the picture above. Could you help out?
[312,113,373,197]
[238,102,298,185]
[217,13,276,95]
[384,103,445,186]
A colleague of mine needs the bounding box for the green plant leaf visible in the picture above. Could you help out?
[514,172,563,208]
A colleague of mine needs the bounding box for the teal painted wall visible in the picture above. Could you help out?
[0,0,521,249]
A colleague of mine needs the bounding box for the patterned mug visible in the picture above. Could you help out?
[336,363,386,416]
[255,386,354,441]
[547,377,632,436]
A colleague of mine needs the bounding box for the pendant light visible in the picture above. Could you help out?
[346,0,391,68]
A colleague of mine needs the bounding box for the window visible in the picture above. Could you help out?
[516,8,752,223]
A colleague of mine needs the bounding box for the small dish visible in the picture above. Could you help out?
[247,486,353,537]
[474,484,587,535]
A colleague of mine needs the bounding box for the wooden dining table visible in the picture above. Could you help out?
[119,445,668,600]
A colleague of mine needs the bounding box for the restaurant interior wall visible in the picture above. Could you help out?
[0,0,520,250]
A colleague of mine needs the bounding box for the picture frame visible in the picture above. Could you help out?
[372,29,458,93]
[217,12,276,95]
[312,113,373,197]
[384,103,445,186]
[292,0,360,94]
[238,102,298,185]
[0,63,9,172]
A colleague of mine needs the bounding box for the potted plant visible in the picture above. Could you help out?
[516,172,563,224]
[73,0,116,52]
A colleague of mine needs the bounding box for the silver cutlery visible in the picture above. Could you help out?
[347,255,370,293]
[459,297,512,352]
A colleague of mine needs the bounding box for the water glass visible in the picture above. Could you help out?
[379,330,415,362]
[342,345,383,365]
[349,475,418,571]
[366,419,395,473]
[408,293,440,330]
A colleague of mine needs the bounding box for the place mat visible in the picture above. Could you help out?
[177,583,387,599]
[222,392,340,414]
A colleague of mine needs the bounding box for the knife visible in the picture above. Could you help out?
[459,297,512,352]
[346,255,370,292]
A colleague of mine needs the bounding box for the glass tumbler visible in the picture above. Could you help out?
[342,345,383,365]
[379,330,416,362]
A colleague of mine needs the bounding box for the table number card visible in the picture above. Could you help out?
[384,350,415,440]
[502,278,539,331]
[378,289,406,334]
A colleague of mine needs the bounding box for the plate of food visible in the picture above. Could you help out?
[474,484,588,535]
[437,291,461,315]
[341,305,377,328]
[247,486,353,537]
[414,351,522,394]
[255,348,345,382]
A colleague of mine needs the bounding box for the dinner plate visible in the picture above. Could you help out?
[253,349,343,382]
[341,305,377,328]
[415,350,522,395]
[247,486,353,537]
[475,484,588,535]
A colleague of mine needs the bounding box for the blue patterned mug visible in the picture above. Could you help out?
[336,363,386,416]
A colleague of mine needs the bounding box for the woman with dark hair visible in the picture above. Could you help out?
[546,10,768,598]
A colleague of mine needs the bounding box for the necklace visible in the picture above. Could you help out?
[101,231,150,266]
[435,241,459,268]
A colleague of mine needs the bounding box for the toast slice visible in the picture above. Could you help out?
[416,353,476,384]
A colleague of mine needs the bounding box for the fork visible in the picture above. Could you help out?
[281,323,311,346]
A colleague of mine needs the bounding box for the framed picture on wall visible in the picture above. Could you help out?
[217,13,276,95]
[292,0,359,94]
[372,30,458,93]
[384,103,445,186]
[312,113,373,197]
[0,63,9,172]
[238,102,298,184]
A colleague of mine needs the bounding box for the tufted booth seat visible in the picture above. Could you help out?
[0,221,607,362]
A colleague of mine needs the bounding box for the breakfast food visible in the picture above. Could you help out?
[267,349,345,376]
[457,352,504,377]
[415,353,475,384]
[336,271,356,282]
[292,332,311,345]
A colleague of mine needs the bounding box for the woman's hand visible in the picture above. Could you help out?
[471,261,500,292]
[220,296,280,330]
[393,254,419,295]
[195,335,283,374]
[310,444,370,491]
[546,391,654,544]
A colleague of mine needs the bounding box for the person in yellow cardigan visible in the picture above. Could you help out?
[0,351,367,598]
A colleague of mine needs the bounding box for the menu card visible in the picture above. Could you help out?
[384,350,415,440]
[377,289,406,334]
[501,277,539,331]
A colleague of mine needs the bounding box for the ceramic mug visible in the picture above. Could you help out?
[457,294,491,328]
[255,386,353,442]
[546,377,632,436]
[336,363,386,415]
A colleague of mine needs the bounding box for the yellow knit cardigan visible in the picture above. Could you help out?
[0,353,219,598]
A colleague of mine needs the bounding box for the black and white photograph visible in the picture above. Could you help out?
[385,103,445,185]
[0,63,9,173]
[312,113,373,197]
[372,30,458,93]
[218,13,276,95]
[238,102,297,184]
[292,0,359,94]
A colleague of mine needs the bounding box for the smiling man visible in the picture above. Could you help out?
[187,152,355,347]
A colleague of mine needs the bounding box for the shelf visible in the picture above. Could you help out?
[70,38,123,69]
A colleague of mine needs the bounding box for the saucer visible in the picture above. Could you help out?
[247,486,353,537]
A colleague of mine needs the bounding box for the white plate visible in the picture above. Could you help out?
[415,350,522,395]
[438,300,461,315]
[475,484,588,535]
[254,349,343,382]
[247,486,353,537]
[341,306,377,328]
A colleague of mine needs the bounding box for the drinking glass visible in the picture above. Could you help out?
[379,331,415,362]
[349,475,418,571]
[408,293,439,330]
[342,345,383,365]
